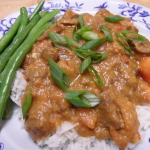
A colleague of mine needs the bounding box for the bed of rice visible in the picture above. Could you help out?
[10,69,150,150]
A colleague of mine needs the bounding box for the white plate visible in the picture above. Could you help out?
[0,0,150,150]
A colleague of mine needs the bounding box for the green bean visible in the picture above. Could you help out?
[29,9,60,36]
[39,10,48,17]
[0,14,41,74]
[0,16,21,53]
[29,0,45,21]
[0,22,51,123]
[18,7,28,33]
[2,97,12,119]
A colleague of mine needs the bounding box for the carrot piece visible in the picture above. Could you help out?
[139,57,150,84]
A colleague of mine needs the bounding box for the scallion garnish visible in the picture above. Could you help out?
[76,26,93,35]
[48,32,79,50]
[64,90,101,107]
[91,53,108,64]
[100,25,114,42]
[82,31,99,40]
[74,50,86,59]
[65,37,79,48]
[48,59,70,92]
[121,30,148,42]
[80,38,106,50]
[104,15,125,23]
[88,65,104,86]
[80,56,91,73]
[115,33,132,56]
[73,15,84,41]
[74,49,108,64]
[22,92,32,119]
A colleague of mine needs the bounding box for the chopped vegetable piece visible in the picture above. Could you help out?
[121,30,148,42]
[91,53,108,64]
[64,90,101,107]
[74,49,108,63]
[80,38,106,50]
[73,15,84,41]
[48,32,79,50]
[48,59,70,92]
[88,65,104,86]
[100,25,114,42]
[22,92,32,119]
[80,56,91,73]
[104,15,125,23]
[76,26,93,35]
[115,33,132,56]
[82,31,99,40]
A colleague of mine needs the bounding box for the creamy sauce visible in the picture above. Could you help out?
[21,9,150,149]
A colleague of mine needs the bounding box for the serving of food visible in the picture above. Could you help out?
[0,0,150,150]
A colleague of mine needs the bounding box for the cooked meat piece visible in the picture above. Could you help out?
[58,9,79,25]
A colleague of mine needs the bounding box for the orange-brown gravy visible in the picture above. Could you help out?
[21,9,150,149]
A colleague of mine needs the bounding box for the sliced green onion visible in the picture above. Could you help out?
[22,92,32,119]
[100,25,114,42]
[52,40,72,50]
[48,32,79,50]
[104,16,125,23]
[82,31,99,40]
[74,49,108,63]
[80,38,106,50]
[65,37,79,48]
[115,33,132,56]
[75,25,99,41]
[73,15,84,41]
[80,56,91,73]
[64,90,101,107]
[88,65,104,86]
[121,30,148,42]
[74,50,86,59]
[91,53,108,64]
[76,26,93,35]
[49,59,70,92]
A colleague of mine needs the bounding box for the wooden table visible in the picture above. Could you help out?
[0,0,150,20]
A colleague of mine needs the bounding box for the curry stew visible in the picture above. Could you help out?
[21,9,150,149]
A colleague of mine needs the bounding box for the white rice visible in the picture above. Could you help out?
[10,69,150,150]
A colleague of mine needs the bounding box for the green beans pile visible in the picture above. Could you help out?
[0,0,60,123]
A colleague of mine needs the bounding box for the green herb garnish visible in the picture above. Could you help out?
[104,16,125,23]
[64,90,101,107]
[80,56,91,73]
[73,15,84,41]
[80,38,106,50]
[121,30,148,42]
[48,32,79,50]
[22,92,32,119]
[48,59,70,92]
[100,25,114,42]
[88,65,104,86]
[115,33,132,56]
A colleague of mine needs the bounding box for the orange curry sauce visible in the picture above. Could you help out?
[21,9,150,149]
